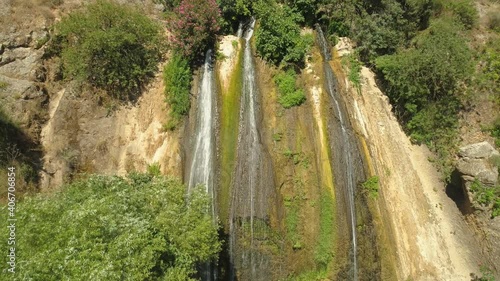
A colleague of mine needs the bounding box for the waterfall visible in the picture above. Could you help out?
[187,49,216,281]
[316,26,359,281]
[229,17,274,281]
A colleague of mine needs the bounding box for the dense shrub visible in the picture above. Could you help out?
[166,0,221,60]
[217,0,254,32]
[163,54,192,129]
[0,174,221,280]
[274,69,306,108]
[254,1,310,65]
[448,0,478,29]
[352,0,433,62]
[55,0,162,97]
[376,19,473,177]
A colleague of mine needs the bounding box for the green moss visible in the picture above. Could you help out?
[219,40,243,225]
[314,190,335,270]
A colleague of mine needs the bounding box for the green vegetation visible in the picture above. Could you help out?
[314,191,335,269]
[446,0,478,29]
[163,54,192,130]
[0,174,221,280]
[219,46,244,225]
[254,1,310,66]
[166,0,221,60]
[471,265,496,281]
[284,195,302,250]
[53,0,162,98]
[470,179,500,218]
[274,69,306,108]
[342,53,362,92]
[361,176,380,199]
[147,162,162,176]
[375,18,473,177]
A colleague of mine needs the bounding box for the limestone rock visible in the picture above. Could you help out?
[458,141,498,159]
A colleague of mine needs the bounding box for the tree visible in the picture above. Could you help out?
[166,0,221,60]
[0,174,221,280]
[254,1,309,65]
[55,0,163,97]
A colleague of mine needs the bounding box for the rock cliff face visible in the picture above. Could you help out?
[334,38,496,280]
[0,0,51,143]
[454,141,500,273]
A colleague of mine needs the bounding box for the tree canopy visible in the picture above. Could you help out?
[0,174,221,280]
[55,0,163,97]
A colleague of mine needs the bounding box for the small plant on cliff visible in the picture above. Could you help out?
[163,54,192,130]
[361,176,380,199]
[274,69,306,108]
[54,0,162,98]
[166,0,221,60]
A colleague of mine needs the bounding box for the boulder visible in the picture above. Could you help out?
[458,141,498,159]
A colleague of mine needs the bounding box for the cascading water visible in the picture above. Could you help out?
[229,18,275,281]
[316,26,360,281]
[187,49,216,281]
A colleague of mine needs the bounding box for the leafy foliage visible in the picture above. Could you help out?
[254,1,310,65]
[361,176,380,199]
[375,19,473,177]
[342,53,362,91]
[274,69,306,108]
[447,0,478,29]
[217,0,255,32]
[0,174,221,280]
[470,179,500,218]
[350,0,434,62]
[163,54,192,130]
[166,0,221,60]
[55,0,162,97]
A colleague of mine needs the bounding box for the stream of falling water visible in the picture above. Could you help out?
[316,26,358,281]
[187,50,216,281]
[229,18,274,281]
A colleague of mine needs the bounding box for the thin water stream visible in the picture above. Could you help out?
[316,26,359,281]
[187,50,217,281]
[228,18,275,281]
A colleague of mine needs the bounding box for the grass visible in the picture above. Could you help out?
[219,40,243,226]
[341,53,362,93]
[284,195,302,250]
[314,190,335,269]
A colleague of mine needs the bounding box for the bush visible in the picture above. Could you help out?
[376,19,472,178]
[254,1,309,65]
[166,0,221,60]
[342,53,362,91]
[361,176,380,199]
[449,0,478,29]
[274,69,306,108]
[163,54,192,129]
[0,174,221,280]
[55,0,163,97]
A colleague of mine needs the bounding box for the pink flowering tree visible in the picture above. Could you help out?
[167,0,221,59]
